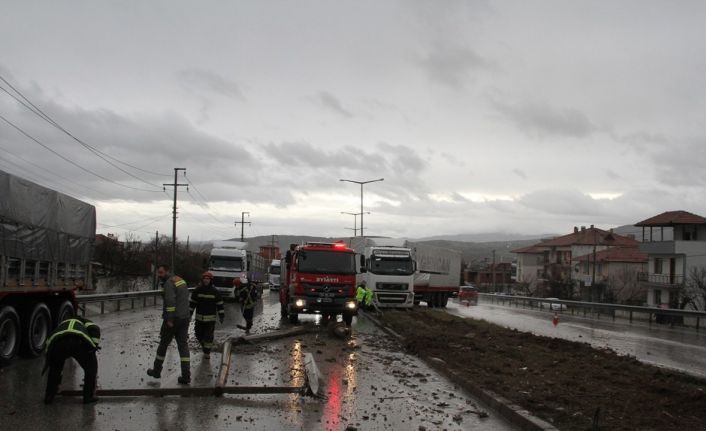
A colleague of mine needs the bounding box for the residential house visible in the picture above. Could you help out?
[512,226,639,298]
[465,262,513,291]
[575,247,647,304]
[512,244,547,293]
[636,211,706,310]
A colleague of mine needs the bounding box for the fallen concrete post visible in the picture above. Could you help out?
[214,336,233,396]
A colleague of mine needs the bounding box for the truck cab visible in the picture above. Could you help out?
[279,242,358,325]
[208,241,249,300]
[360,246,416,308]
[268,259,281,290]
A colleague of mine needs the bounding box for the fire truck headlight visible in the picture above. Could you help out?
[346,301,357,310]
[295,299,305,307]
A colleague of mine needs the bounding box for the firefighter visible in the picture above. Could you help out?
[44,317,101,405]
[189,271,225,359]
[356,280,368,306]
[235,278,257,334]
[147,264,191,384]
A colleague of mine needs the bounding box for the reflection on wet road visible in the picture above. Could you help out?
[447,300,706,378]
[0,292,514,431]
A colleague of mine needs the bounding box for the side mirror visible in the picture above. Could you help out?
[359,254,366,268]
[359,267,367,274]
[285,250,292,265]
[413,260,417,272]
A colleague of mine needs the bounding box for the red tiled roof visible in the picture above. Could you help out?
[511,245,546,254]
[576,246,647,264]
[635,210,706,227]
[536,227,638,248]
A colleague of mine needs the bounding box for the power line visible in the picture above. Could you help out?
[0,142,112,199]
[98,213,171,228]
[0,74,169,180]
[0,113,162,192]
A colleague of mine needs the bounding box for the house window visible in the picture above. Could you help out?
[654,289,662,305]
[584,261,589,274]
[654,258,663,274]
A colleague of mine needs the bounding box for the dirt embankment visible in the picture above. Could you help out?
[380,309,706,431]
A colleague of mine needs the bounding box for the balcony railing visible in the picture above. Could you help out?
[637,272,684,286]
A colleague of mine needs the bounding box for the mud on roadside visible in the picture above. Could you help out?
[381,309,706,431]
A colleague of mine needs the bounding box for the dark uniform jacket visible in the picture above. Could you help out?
[46,318,101,352]
[236,284,258,310]
[162,275,190,320]
[189,283,225,322]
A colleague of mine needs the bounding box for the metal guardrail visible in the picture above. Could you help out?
[76,289,165,316]
[478,293,705,331]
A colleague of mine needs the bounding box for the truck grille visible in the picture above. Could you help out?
[212,276,232,288]
[301,283,353,296]
[376,293,408,303]
[376,283,409,291]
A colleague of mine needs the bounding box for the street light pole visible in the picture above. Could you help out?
[339,178,384,237]
[341,211,370,237]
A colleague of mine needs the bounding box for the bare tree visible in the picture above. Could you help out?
[515,274,538,296]
[606,265,646,305]
[683,266,706,311]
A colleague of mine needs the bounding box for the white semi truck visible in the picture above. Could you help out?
[349,237,416,308]
[268,259,281,290]
[209,241,248,300]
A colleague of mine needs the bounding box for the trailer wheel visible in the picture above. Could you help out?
[439,293,449,308]
[288,312,299,325]
[0,306,21,366]
[53,301,75,327]
[22,303,51,357]
[426,294,436,308]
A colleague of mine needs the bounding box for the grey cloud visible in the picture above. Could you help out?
[0,80,260,203]
[314,91,353,118]
[494,102,598,138]
[651,139,706,187]
[512,168,527,179]
[176,68,245,101]
[261,140,428,199]
[420,45,490,88]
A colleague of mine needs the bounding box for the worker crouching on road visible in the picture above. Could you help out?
[147,264,191,384]
[189,272,225,359]
[356,280,374,310]
[44,317,101,405]
[235,277,257,334]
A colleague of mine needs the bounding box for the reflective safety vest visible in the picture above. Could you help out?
[356,286,367,302]
[46,318,98,351]
[364,288,374,306]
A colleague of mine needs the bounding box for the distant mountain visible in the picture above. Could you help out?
[415,232,558,243]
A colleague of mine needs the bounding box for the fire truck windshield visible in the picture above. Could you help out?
[297,250,356,275]
[210,257,244,271]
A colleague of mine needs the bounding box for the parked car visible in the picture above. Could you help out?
[542,297,567,311]
[458,285,479,306]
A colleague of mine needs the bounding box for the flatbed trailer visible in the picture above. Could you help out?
[0,170,95,365]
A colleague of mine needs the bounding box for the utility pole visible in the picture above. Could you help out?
[153,230,159,289]
[163,168,188,272]
[590,229,598,302]
[234,211,251,242]
[492,250,497,292]
[339,178,384,237]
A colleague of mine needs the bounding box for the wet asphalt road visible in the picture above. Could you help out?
[0,292,515,431]
[447,299,706,378]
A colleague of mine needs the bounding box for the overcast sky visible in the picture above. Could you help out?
[1,1,705,242]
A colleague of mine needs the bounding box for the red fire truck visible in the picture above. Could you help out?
[279,242,359,326]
